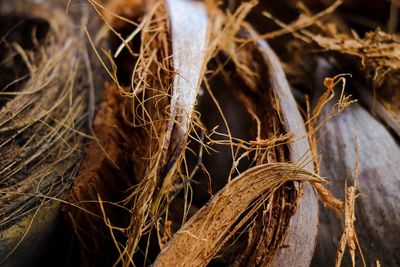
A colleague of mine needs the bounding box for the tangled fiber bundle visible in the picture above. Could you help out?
[0,0,93,265]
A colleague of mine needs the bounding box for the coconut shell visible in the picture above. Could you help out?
[311,61,400,267]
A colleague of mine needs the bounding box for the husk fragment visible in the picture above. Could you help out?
[120,0,209,264]
[236,29,320,267]
[62,1,400,266]
[305,29,400,88]
[268,4,400,139]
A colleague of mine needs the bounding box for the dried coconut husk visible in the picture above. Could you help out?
[304,29,400,88]
[228,1,399,266]
[310,59,400,267]
[155,164,324,267]
[314,25,400,138]
[65,1,326,266]
[306,17,400,141]
[65,0,210,265]
[118,0,209,265]
[154,19,322,266]
[0,0,92,265]
[64,82,133,266]
[258,10,400,266]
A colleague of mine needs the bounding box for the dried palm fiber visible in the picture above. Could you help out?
[64,0,209,265]
[120,0,209,263]
[261,0,400,137]
[307,29,400,138]
[154,12,323,266]
[0,0,94,266]
[206,1,398,265]
[304,5,400,149]
[253,3,400,265]
[256,0,400,151]
[262,5,400,266]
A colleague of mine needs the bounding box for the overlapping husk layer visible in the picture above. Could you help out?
[65,0,326,266]
[0,0,96,266]
[2,0,399,266]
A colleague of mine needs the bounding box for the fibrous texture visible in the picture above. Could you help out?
[0,0,92,265]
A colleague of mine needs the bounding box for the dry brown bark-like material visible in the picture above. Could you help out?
[259,8,400,267]
[78,0,211,265]
[258,1,400,140]
[64,1,324,265]
[0,0,92,265]
[234,32,319,267]
[121,0,208,264]
[261,2,400,88]
[267,6,400,264]
[154,17,321,265]
[63,1,400,266]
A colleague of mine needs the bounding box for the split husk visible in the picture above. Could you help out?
[114,0,209,265]
[155,163,324,267]
[269,2,400,138]
[304,28,400,138]
[65,0,326,266]
[156,12,321,267]
[66,0,209,265]
[59,0,400,266]
[247,1,400,266]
